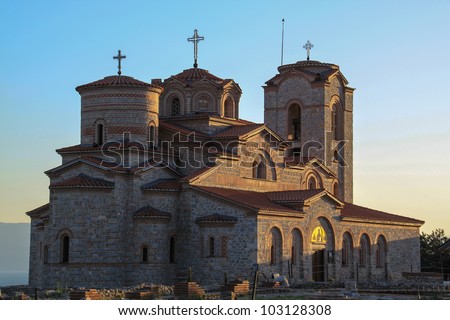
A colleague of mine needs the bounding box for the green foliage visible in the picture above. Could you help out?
[420,229,449,274]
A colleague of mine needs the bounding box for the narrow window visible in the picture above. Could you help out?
[288,104,301,140]
[61,236,69,263]
[291,245,295,265]
[169,236,176,263]
[308,176,317,189]
[209,236,215,257]
[171,98,181,116]
[96,123,104,145]
[224,98,234,118]
[142,246,149,263]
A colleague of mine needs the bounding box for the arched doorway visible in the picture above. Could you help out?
[311,226,327,281]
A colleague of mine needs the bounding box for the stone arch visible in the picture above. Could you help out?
[359,233,371,267]
[309,217,335,282]
[290,228,304,279]
[329,95,344,141]
[332,180,340,198]
[341,231,354,267]
[164,90,185,116]
[269,227,283,268]
[375,234,387,268]
[303,170,322,189]
[57,229,73,264]
[252,150,276,181]
[222,95,235,118]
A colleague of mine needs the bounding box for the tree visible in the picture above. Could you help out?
[420,229,449,277]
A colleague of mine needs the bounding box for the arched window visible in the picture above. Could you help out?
[171,97,181,116]
[96,123,104,145]
[253,156,267,180]
[149,126,155,143]
[288,103,301,140]
[342,232,354,267]
[224,97,234,118]
[359,234,370,267]
[209,236,215,257]
[43,245,49,264]
[308,176,317,190]
[61,235,70,263]
[269,227,282,266]
[169,236,176,263]
[376,235,387,267]
[142,246,149,263]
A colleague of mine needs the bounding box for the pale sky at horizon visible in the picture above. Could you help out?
[1,0,449,234]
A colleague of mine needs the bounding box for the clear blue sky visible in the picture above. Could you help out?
[1,0,449,233]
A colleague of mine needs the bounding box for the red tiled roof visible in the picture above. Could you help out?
[159,121,207,137]
[180,164,216,182]
[341,202,424,225]
[171,68,223,83]
[195,214,238,224]
[76,75,159,92]
[213,124,265,139]
[50,174,114,189]
[141,179,182,192]
[26,203,50,217]
[266,189,326,203]
[133,206,172,219]
[160,113,254,125]
[192,186,301,214]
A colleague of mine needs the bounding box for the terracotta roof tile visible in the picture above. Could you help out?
[26,203,50,217]
[141,179,182,192]
[159,121,207,137]
[76,75,160,92]
[266,189,325,203]
[133,206,172,219]
[50,174,114,189]
[213,124,265,139]
[195,214,238,225]
[193,186,301,214]
[341,202,424,225]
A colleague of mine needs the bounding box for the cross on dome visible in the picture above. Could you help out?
[113,50,126,76]
[303,40,314,61]
[187,29,204,68]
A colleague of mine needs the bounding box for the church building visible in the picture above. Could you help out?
[27,32,424,288]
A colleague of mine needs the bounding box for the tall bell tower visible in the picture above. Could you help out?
[263,53,354,202]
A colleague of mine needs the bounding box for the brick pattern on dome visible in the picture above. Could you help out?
[171,68,223,83]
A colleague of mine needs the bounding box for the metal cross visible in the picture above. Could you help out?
[187,29,204,68]
[113,50,126,76]
[303,40,314,61]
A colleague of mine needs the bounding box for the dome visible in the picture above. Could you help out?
[76,75,160,92]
